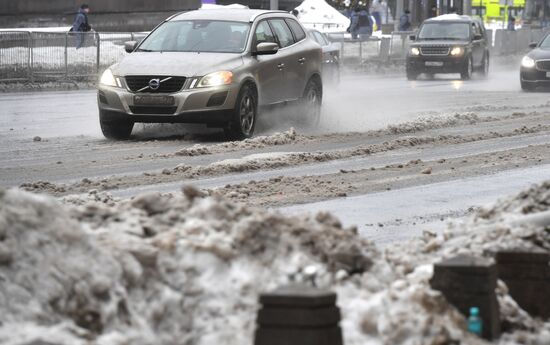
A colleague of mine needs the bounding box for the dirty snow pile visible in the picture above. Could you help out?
[173,128,302,157]
[1,181,550,345]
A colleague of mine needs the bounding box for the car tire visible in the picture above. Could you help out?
[479,53,489,77]
[301,77,323,126]
[406,70,418,81]
[521,80,535,91]
[99,111,133,140]
[225,83,257,140]
[461,56,473,80]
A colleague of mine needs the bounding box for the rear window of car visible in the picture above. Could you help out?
[269,19,295,48]
[312,31,329,46]
[285,18,306,42]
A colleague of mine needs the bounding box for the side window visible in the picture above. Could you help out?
[472,22,481,38]
[285,18,306,42]
[254,20,276,45]
[269,19,295,48]
[313,31,328,46]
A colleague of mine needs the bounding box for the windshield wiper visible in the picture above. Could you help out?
[136,48,153,52]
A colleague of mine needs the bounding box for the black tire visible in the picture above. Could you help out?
[225,83,257,140]
[461,56,473,80]
[406,70,418,81]
[479,53,489,77]
[301,77,323,126]
[99,113,133,140]
[521,80,535,91]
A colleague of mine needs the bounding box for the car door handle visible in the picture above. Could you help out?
[298,57,306,64]
[277,63,285,70]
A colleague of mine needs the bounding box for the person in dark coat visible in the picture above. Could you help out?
[349,7,373,40]
[507,14,516,31]
[72,4,91,49]
[398,9,411,31]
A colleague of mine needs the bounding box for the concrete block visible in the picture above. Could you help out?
[430,255,500,340]
[255,285,343,345]
[496,249,550,318]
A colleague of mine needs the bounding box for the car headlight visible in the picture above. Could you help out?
[521,56,536,68]
[197,71,233,88]
[410,47,420,56]
[450,47,464,56]
[99,69,121,87]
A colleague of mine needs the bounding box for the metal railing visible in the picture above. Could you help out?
[0,31,148,83]
[1,27,549,83]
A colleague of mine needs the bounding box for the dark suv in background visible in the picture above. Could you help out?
[406,14,489,80]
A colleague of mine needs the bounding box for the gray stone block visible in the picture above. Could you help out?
[430,255,500,340]
[259,285,337,308]
[258,306,341,327]
[255,285,343,345]
[255,326,343,345]
[496,249,550,318]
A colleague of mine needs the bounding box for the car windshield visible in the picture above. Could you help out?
[418,22,470,40]
[540,35,550,48]
[137,20,250,53]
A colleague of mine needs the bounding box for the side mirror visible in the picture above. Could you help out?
[253,42,279,56]
[529,42,538,49]
[124,41,138,53]
[474,34,483,40]
[409,35,416,41]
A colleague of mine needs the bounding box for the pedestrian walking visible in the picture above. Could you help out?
[370,0,383,32]
[507,14,516,31]
[71,4,91,49]
[429,5,438,18]
[398,9,411,31]
[348,7,373,40]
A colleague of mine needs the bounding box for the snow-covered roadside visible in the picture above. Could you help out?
[1,180,549,344]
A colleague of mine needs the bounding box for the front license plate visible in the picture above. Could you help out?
[134,95,175,106]
[425,61,444,67]
[546,72,550,78]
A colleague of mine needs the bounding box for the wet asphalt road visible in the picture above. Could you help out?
[1,67,550,244]
[0,67,544,144]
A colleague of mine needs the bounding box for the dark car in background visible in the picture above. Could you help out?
[520,33,550,91]
[309,29,340,83]
[406,14,489,80]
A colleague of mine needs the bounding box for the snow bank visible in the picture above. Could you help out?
[1,180,550,344]
[295,0,350,33]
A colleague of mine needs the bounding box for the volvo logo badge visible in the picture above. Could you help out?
[149,78,160,90]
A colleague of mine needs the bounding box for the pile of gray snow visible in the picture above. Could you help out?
[1,180,550,345]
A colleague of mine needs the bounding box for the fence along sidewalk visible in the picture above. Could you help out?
[1,28,547,83]
[0,31,148,83]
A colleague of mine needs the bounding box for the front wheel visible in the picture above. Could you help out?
[521,80,535,91]
[461,56,473,80]
[406,70,418,81]
[225,83,257,140]
[479,53,489,77]
[301,78,323,126]
[99,112,133,140]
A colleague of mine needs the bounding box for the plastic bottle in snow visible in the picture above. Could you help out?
[467,307,483,336]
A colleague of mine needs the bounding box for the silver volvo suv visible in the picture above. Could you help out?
[97,9,323,140]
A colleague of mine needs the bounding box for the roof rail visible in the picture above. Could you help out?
[249,10,288,22]
[165,10,190,21]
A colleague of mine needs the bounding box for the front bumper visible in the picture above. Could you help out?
[520,67,550,86]
[97,83,239,124]
[406,55,467,74]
